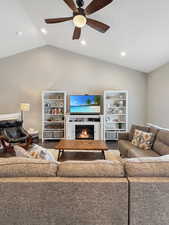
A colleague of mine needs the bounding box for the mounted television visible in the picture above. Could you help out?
[70,95,101,115]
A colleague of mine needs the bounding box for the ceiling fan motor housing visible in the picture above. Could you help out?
[73,7,86,17]
[76,0,84,8]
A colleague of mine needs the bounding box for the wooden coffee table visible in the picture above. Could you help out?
[55,140,108,161]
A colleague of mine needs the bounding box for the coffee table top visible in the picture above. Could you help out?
[55,140,108,151]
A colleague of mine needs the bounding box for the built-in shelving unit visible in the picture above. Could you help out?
[42,91,66,142]
[104,90,128,141]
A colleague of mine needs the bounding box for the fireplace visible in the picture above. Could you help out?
[75,125,94,140]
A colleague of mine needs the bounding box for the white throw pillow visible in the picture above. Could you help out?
[28,144,57,162]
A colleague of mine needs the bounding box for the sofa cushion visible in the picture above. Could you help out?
[104,150,121,161]
[148,125,160,148]
[128,147,159,158]
[118,140,134,157]
[129,124,150,141]
[0,157,58,177]
[57,160,124,177]
[125,157,169,177]
[153,130,169,155]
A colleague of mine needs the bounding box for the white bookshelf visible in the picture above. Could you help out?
[42,91,66,142]
[104,90,128,141]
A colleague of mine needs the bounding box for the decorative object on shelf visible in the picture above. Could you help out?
[104,90,128,141]
[45,0,113,40]
[20,103,30,122]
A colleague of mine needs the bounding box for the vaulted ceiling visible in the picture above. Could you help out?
[1,0,169,73]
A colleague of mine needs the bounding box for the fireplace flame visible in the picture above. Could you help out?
[79,129,90,139]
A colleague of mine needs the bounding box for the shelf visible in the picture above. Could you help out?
[45,114,64,116]
[44,106,64,108]
[106,138,118,141]
[44,128,64,132]
[105,114,126,116]
[105,129,126,131]
[107,107,126,109]
[44,129,64,131]
[105,122,126,124]
[44,121,64,123]
[44,99,64,101]
[106,98,127,100]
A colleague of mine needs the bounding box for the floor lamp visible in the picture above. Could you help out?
[20,103,30,122]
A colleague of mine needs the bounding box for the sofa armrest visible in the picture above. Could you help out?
[118,132,129,140]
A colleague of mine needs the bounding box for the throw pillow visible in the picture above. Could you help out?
[132,129,154,150]
[14,144,58,162]
[132,129,142,147]
[139,130,155,150]
[28,144,57,162]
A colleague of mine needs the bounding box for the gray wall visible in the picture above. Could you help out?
[0,46,147,134]
[148,63,169,129]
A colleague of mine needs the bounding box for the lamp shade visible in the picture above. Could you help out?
[20,103,30,112]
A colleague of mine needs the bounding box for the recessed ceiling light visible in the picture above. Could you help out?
[16,31,23,36]
[40,28,48,35]
[81,40,86,46]
[121,51,127,57]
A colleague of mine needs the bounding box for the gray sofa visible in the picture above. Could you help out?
[0,157,128,225]
[0,148,169,225]
[125,156,169,225]
[118,124,169,158]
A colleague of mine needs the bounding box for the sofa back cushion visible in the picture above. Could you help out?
[153,130,169,155]
[129,125,150,141]
[148,125,160,148]
[57,160,124,177]
[0,157,58,177]
[124,157,169,177]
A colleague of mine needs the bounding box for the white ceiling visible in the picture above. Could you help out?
[1,0,169,73]
[0,0,45,58]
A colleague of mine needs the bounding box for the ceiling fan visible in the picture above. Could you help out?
[45,0,113,40]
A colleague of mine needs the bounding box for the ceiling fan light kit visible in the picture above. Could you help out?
[45,0,113,40]
[73,15,87,28]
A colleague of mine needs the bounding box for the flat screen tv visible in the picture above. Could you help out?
[70,95,101,115]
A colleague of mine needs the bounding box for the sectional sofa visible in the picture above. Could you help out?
[0,125,169,225]
[119,124,169,158]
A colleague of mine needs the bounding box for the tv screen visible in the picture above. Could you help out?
[70,95,101,114]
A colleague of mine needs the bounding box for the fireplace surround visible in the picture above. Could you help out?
[65,115,104,140]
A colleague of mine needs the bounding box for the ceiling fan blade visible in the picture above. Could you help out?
[86,18,110,33]
[85,0,113,15]
[73,27,81,40]
[63,0,78,12]
[45,17,73,24]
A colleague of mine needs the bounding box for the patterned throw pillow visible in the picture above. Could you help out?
[132,129,142,147]
[139,131,154,150]
[132,129,154,150]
